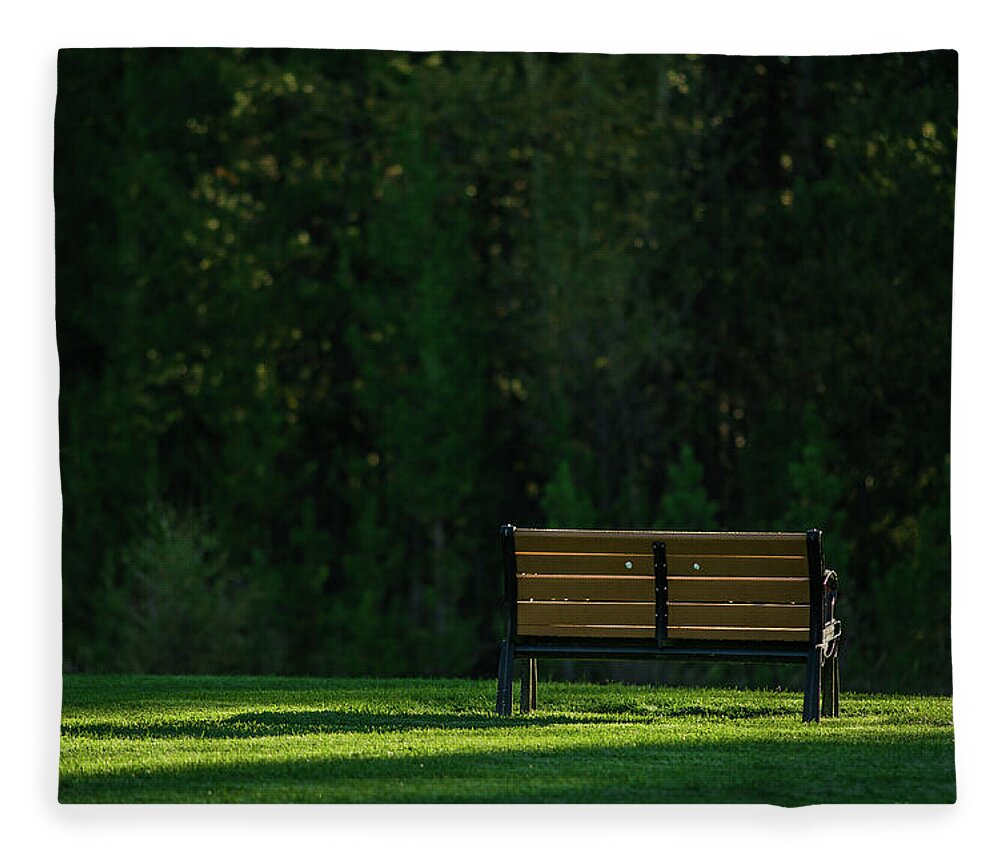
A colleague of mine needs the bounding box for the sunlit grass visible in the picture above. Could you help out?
[60,675,955,804]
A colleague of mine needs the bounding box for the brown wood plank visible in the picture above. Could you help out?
[517,574,807,604]
[517,600,655,628]
[668,603,809,629]
[514,529,806,558]
[664,534,807,557]
[517,552,805,577]
[514,531,662,555]
[666,555,808,577]
[667,626,810,642]
[517,624,655,639]
[517,574,654,602]
[667,577,809,604]
[516,553,654,576]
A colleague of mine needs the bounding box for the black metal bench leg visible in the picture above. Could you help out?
[820,642,842,718]
[830,647,841,717]
[496,640,514,716]
[520,658,537,713]
[519,659,529,713]
[803,648,821,723]
[821,650,834,718]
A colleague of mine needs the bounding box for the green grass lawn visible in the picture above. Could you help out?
[59,674,955,804]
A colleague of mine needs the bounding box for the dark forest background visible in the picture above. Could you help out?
[55,49,956,692]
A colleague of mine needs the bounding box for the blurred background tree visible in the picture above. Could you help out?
[655,445,719,530]
[56,49,955,692]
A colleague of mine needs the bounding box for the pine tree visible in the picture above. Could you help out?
[541,461,597,528]
[655,445,718,529]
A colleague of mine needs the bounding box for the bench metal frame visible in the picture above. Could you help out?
[496,524,842,722]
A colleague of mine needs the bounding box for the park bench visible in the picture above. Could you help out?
[496,526,841,722]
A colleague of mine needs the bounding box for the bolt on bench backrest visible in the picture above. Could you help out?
[513,528,811,643]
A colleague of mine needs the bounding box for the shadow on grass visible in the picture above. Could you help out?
[62,710,615,740]
[62,698,804,741]
[58,730,957,805]
[583,702,799,719]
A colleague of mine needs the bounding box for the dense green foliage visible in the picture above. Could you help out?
[59,674,955,803]
[56,50,955,690]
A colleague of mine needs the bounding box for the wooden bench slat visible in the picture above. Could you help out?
[517,574,655,602]
[516,623,809,642]
[518,601,807,630]
[516,553,654,576]
[515,532,660,555]
[514,529,806,558]
[516,552,807,577]
[667,627,810,642]
[665,534,807,557]
[516,575,809,604]
[517,600,654,629]
[516,623,809,641]
[668,603,810,629]
[668,577,809,604]
[517,624,655,639]
[664,555,808,577]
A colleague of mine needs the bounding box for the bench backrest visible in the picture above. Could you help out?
[511,528,812,643]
